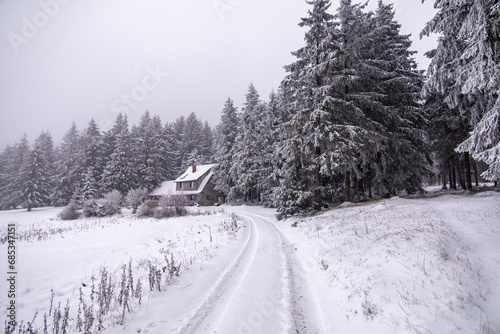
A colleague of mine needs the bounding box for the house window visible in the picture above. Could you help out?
[190,181,197,188]
[179,183,183,189]
[190,195,196,201]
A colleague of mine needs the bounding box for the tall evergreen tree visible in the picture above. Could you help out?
[258,91,284,206]
[172,116,186,173]
[180,112,205,170]
[5,134,32,209]
[200,121,214,163]
[422,0,500,181]
[276,0,369,215]
[75,119,103,203]
[131,112,173,190]
[213,97,240,198]
[18,131,55,211]
[52,122,82,206]
[0,145,18,209]
[162,122,180,180]
[352,1,429,195]
[102,114,136,194]
[230,83,263,202]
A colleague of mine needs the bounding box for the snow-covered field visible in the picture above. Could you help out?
[0,208,241,333]
[1,191,499,333]
[277,191,500,333]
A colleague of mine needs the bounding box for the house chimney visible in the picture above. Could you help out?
[192,165,196,173]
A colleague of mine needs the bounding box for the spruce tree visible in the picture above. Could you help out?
[102,114,136,194]
[0,145,18,209]
[354,1,430,195]
[19,131,55,211]
[52,122,82,206]
[180,112,205,169]
[276,0,370,214]
[213,97,240,199]
[230,83,262,202]
[75,119,103,203]
[422,0,500,181]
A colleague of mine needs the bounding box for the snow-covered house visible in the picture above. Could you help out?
[149,164,222,206]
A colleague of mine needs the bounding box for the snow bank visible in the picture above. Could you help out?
[282,192,500,333]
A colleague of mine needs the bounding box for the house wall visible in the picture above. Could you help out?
[191,181,222,206]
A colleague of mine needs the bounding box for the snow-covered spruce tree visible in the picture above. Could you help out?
[52,122,82,206]
[276,0,369,214]
[213,97,240,200]
[171,115,185,173]
[75,119,104,204]
[0,144,20,210]
[18,131,55,211]
[101,114,136,195]
[180,112,206,170]
[200,121,214,163]
[351,1,430,196]
[422,0,500,181]
[230,83,263,202]
[258,91,284,206]
[161,122,180,180]
[131,112,171,191]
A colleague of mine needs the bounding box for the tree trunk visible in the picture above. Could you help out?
[367,167,372,198]
[464,152,472,190]
[458,160,465,190]
[451,162,457,190]
[473,160,479,186]
[345,170,351,203]
[314,147,322,210]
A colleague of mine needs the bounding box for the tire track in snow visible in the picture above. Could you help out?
[174,214,260,334]
[237,211,328,334]
[233,213,294,334]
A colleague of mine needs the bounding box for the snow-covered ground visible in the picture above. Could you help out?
[1,191,499,333]
[275,191,500,333]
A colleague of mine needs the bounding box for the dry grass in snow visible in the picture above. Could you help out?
[286,192,500,333]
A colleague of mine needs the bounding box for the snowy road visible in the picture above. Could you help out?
[188,210,325,334]
[106,209,327,334]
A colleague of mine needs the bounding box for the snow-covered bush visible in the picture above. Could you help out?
[83,191,122,217]
[58,202,81,220]
[125,188,149,214]
[154,197,176,218]
[137,200,157,217]
[82,199,100,217]
[99,190,122,216]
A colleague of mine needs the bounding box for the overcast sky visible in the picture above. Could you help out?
[0,0,437,149]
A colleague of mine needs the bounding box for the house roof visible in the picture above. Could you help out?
[174,164,217,183]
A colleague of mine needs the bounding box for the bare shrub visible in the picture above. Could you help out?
[125,188,149,214]
[83,191,123,217]
[98,190,122,216]
[58,203,81,220]
[137,200,158,217]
